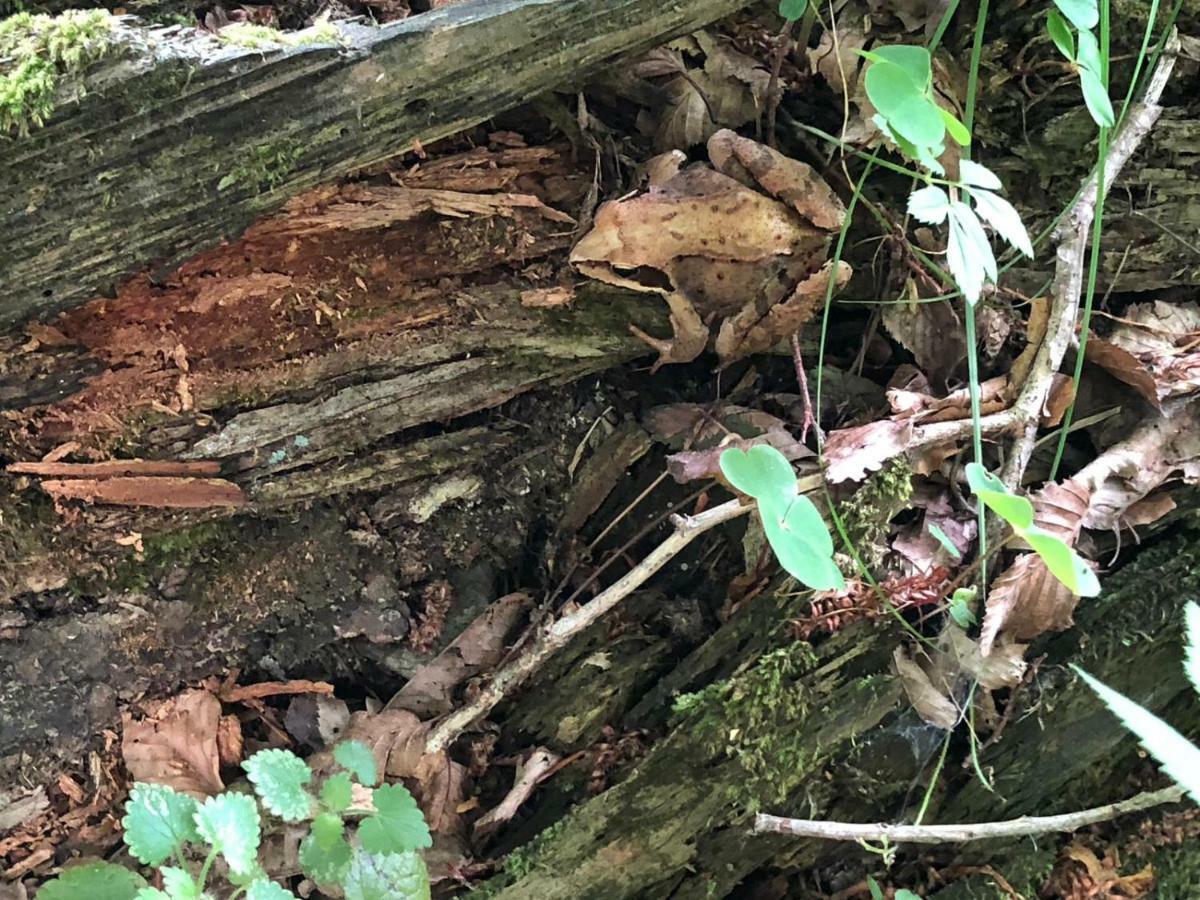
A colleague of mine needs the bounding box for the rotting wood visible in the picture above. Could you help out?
[0,0,756,325]
[6,459,221,478]
[39,475,248,508]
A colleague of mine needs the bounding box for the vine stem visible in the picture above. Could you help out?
[752,784,1185,842]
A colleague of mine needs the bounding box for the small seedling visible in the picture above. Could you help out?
[37,740,432,900]
[1046,0,1114,126]
[719,444,844,591]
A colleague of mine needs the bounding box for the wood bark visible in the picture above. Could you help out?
[0,0,754,325]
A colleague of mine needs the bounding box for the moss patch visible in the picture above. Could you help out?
[0,9,115,135]
[837,456,913,570]
[217,20,341,49]
[218,138,305,192]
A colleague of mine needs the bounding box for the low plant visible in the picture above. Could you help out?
[38,740,432,900]
[719,444,844,591]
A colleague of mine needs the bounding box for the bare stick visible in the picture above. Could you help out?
[425,498,752,752]
[999,35,1178,488]
[753,784,1185,843]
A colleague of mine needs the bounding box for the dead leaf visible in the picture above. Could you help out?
[1026,479,1090,544]
[387,593,530,718]
[881,296,966,388]
[939,627,1027,690]
[122,690,224,798]
[1121,491,1176,527]
[666,428,812,484]
[216,715,243,768]
[0,788,48,832]
[980,554,1081,655]
[823,419,914,484]
[1086,301,1200,406]
[806,24,866,95]
[893,646,959,729]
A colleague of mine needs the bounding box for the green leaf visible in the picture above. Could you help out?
[1023,527,1101,596]
[1185,602,1200,697]
[886,89,947,149]
[949,587,978,628]
[971,189,1034,258]
[958,159,1002,190]
[39,862,148,900]
[321,772,354,813]
[927,522,962,559]
[939,107,971,146]
[871,45,932,88]
[895,891,925,900]
[1074,665,1200,803]
[358,784,432,855]
[1075,28,1103,74]
[946,204,995,305]
[965,463,1034,529]
[122,783,201,867]
[719,444,797,501]
[135,891,171,900]
[760,494,845,591]
[1080,68,1115,127]
[247,881,299,900]
[778,0,807,20]
[950,201,997,282]
[159,867,201,900]
[343,850,432,900]
[194,792,261,877]
[1052,0,1098,31]
[300,812,353,884]
[866,876,885,900]
[907,185,951,225]
[244,748,313,822]
[334,740,379,787]
[1046,9,1076,60]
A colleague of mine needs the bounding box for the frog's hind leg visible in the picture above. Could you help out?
[628,290,708,372]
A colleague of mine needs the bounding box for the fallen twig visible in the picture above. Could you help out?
[752,784,1185,843]
[425,498,752,752]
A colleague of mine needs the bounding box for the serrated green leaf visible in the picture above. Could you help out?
[949,201,997,282]
[344,850,432,900]
[136,890,171,900]
[300,813,352,884]
[778,0,807,19]
[1080,68,1115,127]
[949,587,978,628]
[971,189,1034,258]
[871,45,932,88]
[39,862,148,900]
[1023,527,1101,596]
[1185,602,1200,697]
[247,881,298,900]
[122,783,201,867]
[958,159,1002,190]
[358,784,432,855]
[159,867,200,900]
[946,207,988,304]
[719,444,797,501]
[760,494,844,591]
[907,185,951,225]
[965,463,1034,529]
[1046,10,1075,60]
[321,772,353,812]
[927,522,962,559]
[195,792,261,877]
[1052,0,1098,30]
[334,740,379,787]
[1075,665,1200,803]
[244,748,313,822]
[939,107,971,146]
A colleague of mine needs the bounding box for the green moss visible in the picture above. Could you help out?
[217,20,342,49]
[672,642,820,805]
[218,138,304,193]
[1142,839,1200,899]
[74,520,227,596]
[837,457,913,570]
[0,9,115,135]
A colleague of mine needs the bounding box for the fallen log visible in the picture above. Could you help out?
[0,0,753,325]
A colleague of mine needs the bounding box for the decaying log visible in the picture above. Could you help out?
[0,0,755,325]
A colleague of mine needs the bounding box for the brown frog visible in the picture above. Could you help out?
[571,129,851,370]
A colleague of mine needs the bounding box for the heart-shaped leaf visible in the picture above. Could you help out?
[719,444,797,501]
[760,495,845,590]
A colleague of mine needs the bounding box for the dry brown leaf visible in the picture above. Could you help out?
[122,690,224,798]
[939,627,1027,690]
[1027,478,1090,544]
[1084,338,1162,408]
[823,419,914,484]
[1121,491,1176,527]
[387,593,530,718]
[1040,373,1076,426]
[1086,301,1200,406]
[980,554,1080,655]
[893,646,958,729]
[881,296,966,388]
[806,24,866,94]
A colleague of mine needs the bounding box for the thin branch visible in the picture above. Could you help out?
[752,784,1185,843]
[425,498,752,752]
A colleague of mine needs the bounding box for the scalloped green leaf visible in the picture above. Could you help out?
[908,185,951,225]
[244,748,313,822]
[321,772,353,813]
[343,850,432,900]
[122,783,201,867]
[949,587,978,628]
[39,862,147,900]
[1186,602,1200,697]
[247,881,299,900]
[719,444,797,501]
[194,792,261,877]
[300,812,353,884]
[333,740,379,787]
[158,867,200,900]
[358,784,431,855]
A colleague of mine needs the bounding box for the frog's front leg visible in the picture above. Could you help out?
[629,290,709,372]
